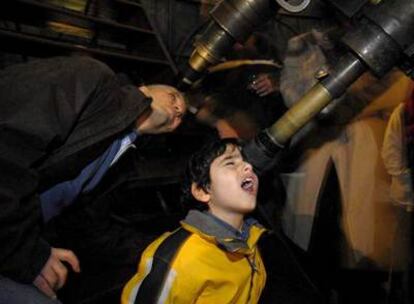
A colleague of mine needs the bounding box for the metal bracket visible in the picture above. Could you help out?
[275,0,311,13]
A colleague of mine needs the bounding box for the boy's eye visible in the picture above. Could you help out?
[225,161,235,166]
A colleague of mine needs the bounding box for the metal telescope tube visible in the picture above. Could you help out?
[244,0,414,173]
[243,53,366,172]
[178,0,277,90]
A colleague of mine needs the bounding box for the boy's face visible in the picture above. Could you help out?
[195,144,259,217]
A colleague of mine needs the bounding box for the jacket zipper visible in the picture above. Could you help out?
[246,251,258,304]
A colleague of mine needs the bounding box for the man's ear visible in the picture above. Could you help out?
[138,85,151,97]
[191,182,210,204]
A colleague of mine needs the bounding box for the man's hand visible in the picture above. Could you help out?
[137,85,186,134]
[33,248,80,299]
[249,73,279,97]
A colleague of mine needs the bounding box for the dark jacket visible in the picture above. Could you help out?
[0,56,151,283]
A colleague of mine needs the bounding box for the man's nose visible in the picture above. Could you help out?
[174,99,185,117]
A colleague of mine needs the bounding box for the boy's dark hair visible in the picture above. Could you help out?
[182,137,243,210]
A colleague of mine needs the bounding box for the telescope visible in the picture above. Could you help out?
[179,0,414,173]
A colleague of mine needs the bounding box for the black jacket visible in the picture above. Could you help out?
[0,56,151,283]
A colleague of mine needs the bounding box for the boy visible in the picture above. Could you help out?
[122,138,267,303]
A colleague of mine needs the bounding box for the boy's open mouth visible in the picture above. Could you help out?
[241,175,257,194]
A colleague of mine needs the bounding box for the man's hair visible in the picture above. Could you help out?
[181,137,242,210]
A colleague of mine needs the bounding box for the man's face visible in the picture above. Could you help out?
[149,86,186,132]
[207,144,259,216]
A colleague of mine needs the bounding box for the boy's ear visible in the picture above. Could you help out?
[191,182,210,204]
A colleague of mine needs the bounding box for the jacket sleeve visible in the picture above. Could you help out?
[123,258,202,304]
[122,234,169,304]
[0,56,117,283]
[157,268,204,304]
[122,231,202,304]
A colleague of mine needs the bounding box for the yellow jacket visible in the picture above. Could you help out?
[122,210,267,304]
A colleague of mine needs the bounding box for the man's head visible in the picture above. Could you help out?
[183,138,259,225]
[137,85,187,134]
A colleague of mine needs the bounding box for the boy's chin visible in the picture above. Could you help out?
[239,201,257,214]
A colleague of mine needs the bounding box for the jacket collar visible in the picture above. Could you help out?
[181,210,266,255]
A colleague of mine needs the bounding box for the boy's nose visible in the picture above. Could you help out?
[243,162,253,173]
